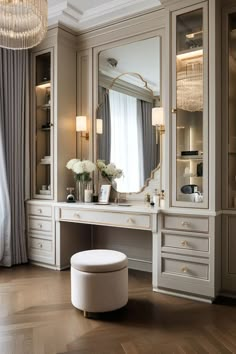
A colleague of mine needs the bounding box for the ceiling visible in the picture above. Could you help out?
[48,0,162,32]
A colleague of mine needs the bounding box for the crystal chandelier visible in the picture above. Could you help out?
[177,57,203,112]
[0,0,48,50]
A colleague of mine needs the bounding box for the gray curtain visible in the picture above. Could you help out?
[0,48,30,265]
[140,100,159,181]
[97,86,111,164]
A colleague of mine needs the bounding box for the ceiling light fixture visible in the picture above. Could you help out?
[0,0,48,50]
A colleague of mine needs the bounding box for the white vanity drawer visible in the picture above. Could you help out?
[27,204,52,217]
[60,208,151,230]
[162,257,209,280]
[162,233,209,252]
[163,215,209,233]
[28,217,52,233]
[29,237,52,252]
[28,237,54,265]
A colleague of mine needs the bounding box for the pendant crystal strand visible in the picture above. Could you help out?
[0,0,48,50]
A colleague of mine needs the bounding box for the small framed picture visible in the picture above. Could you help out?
[98,184,111,204]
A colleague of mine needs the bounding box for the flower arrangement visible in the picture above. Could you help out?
[97,160,123,182]
[66,159,96,181]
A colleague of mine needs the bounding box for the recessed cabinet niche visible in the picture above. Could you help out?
[172,5,208,208]
[33,50,53,199]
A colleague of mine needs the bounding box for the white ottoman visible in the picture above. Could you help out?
[70,249,128,316]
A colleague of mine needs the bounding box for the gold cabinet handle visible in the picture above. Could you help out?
[172,108,177,113]
[181,240,188,247]
[38,223,43,228]
[181,221,191,227]
[37,208,42,214]
[181,266,188,273]
[38,243,43,249]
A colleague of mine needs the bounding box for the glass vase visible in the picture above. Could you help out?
[76,180,89,202]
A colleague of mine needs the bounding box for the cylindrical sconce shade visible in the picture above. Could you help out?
[152,107,164,126]
[76,116,87,132]
[96,119,103,134]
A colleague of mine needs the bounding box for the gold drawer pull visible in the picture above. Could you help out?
[181,240,188,247]
[38,223,43,228]
[181,221,191,227]
[37,208,42,214]
[38,243,43,249]
[172,108,177,113]
[74,212,80,218]
[181,266,188,273]
[126,218,135,224]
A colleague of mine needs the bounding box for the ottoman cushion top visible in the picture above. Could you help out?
[71,249,128,273]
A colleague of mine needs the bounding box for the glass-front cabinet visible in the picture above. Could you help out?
[226,12,236,209]
[32,49,53,199]
[171,4,208,208]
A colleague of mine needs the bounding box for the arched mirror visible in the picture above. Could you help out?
[96,36,161,194]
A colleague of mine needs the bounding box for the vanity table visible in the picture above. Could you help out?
[27,200,159,286]
[55,202,158,271]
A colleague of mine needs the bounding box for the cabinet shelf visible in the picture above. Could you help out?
[40,161,51,165]
[177,47,203,59]
[38,103,51,110]
[181,175,203,178]
[177,155,203,161]
[36,80,51,87]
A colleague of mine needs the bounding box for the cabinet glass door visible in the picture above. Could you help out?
[172,5,208,207]
[33,50,53,199]
[228,13,236,208]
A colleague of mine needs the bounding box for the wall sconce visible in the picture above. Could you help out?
[76,116,89,139]
[76,116,89,159]
[152,107,165,144]
[96,118,103,135]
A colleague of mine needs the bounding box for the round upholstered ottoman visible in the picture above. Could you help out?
[70,249,128,316]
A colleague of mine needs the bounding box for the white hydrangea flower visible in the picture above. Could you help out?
[96,160,123,180]
[82,160,96,173]
[72,161,84,174]
[97,160,106,170]
[66,158,79,170]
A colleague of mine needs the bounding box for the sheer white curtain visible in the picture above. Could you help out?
[109,89,144,192]
[0,130,11,266]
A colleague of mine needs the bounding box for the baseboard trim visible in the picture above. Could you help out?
[153,288,213,304]
[128,258,152,273]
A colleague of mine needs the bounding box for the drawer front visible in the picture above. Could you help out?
[28,204,52,217]
[162,257,209,280]
[60,208,151,229]
[30,237,52,252]
[162,233,209,252]
[28,217,52,233]
[164,215,209,233]
[28,237,54,265]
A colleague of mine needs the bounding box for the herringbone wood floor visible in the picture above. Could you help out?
[0,265,236,354]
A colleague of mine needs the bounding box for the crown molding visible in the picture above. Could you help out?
[48,0,162,32]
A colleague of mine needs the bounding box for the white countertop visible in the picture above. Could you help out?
[55,201,161,214]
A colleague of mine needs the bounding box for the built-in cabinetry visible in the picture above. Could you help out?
[27,27,77,266]
[32,50,53,199]
[27,201,55,266]
[171,3,208,208]
[25,0,236,301]
[222,4,236,293]
[157,213,221,301]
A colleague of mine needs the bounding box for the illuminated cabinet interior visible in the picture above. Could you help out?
[172,6,208,208]
[33,51,53,199]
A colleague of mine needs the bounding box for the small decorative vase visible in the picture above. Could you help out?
[110,180,117,202]
[76,180,89,202]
